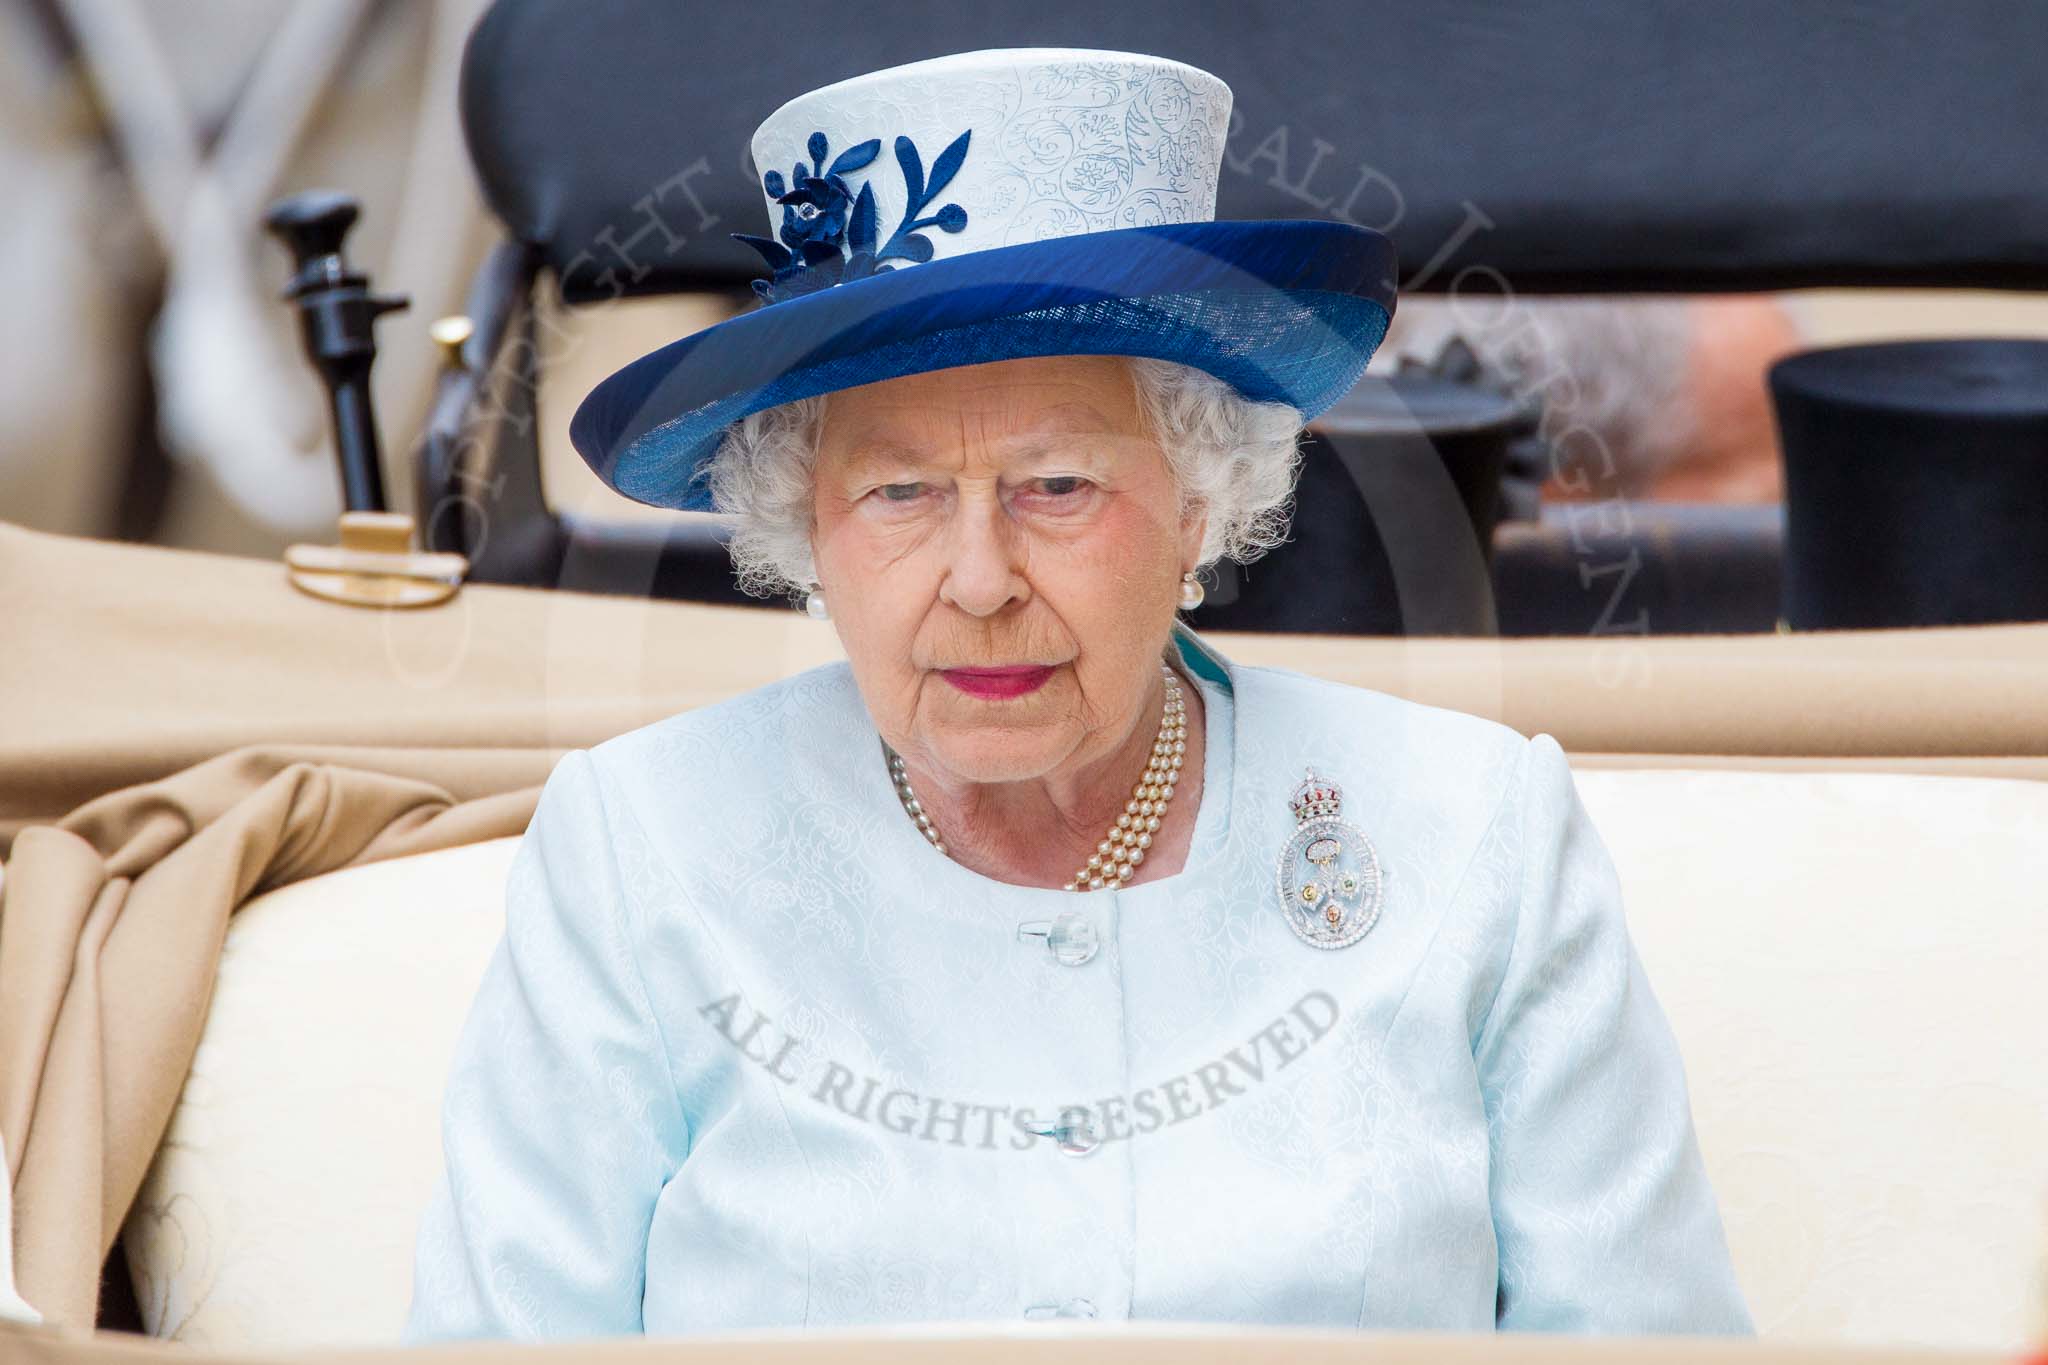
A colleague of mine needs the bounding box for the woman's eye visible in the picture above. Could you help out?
[876,482,925,502]
[1036,475,1088,497]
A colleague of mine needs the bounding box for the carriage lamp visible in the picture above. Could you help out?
[267,189,470,608]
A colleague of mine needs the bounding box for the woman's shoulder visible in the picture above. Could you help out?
[1229,660,1531,772]
[585,660,865,799]
[1222,660,1547,859]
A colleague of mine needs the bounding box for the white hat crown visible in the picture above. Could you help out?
[739,48,1232,300]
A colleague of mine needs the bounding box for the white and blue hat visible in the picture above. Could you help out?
[570,48,1397,510]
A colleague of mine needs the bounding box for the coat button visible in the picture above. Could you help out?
[1024,1297,1098,1319]
[1034,1105,1102,1156]
[1016,912,1098,966]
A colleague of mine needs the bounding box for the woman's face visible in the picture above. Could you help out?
[810,355,1204,787]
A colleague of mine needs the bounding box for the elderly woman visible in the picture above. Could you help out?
[405,49,1750,1342]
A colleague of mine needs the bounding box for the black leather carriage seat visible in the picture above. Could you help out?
[419,0,2048,632]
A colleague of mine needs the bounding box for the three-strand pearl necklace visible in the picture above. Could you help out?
[886,664,1188,891]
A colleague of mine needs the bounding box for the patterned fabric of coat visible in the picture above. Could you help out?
[403,631,1753,1339]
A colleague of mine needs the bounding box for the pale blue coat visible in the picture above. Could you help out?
[403,630,1751,1341]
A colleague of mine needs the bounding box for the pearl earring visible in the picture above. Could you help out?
[803,585,830,620]
[1178,571,1205,610]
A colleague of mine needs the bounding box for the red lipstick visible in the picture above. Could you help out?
[939,665,1056,699]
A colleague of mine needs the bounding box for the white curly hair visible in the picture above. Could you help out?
[701,357,1306,598]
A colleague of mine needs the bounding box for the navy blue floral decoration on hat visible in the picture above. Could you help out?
[735,129,973,302]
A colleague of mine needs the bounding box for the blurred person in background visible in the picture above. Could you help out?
[1383,294,1802,504]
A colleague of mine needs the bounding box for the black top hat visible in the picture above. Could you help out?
[1770,338,2048,629]
[1186,368,1532,636]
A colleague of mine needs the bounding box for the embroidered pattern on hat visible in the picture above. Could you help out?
[992,60,1219,244]
[736,129,972,302]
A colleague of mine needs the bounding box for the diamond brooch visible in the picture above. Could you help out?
[1274,768,1383,949]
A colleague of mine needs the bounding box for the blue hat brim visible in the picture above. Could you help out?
[569,219,1397,511]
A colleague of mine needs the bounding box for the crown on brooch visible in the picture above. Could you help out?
[1290,770,1343,823]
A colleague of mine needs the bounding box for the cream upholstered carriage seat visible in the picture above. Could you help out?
[122,765,2048,1353]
